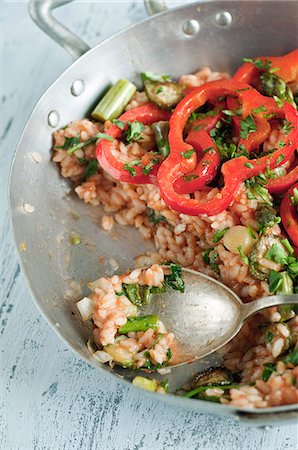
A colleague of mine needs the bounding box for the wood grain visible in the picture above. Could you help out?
[1,1,297,449]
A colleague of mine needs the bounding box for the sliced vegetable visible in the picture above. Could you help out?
[280,182,298,248]
[118,315,159,334]
[132,376,158,392]
[157,79,298,216]
[96,103,170,184]
[256,204,281,234]
[191,367,233,389]
[249,235,284,281]
[152,121,170,158]
[123,283,151,307]
[91,79,137,122]
[76,297,94,321]
[144,80,184,109]
[260,72,296,108]
[184,384,238,399]
[223,225,256,255]
[104,339,134,368]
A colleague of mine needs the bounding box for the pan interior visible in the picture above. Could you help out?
[9,1,298,416]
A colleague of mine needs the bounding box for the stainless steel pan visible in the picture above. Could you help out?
[10,0,298,426]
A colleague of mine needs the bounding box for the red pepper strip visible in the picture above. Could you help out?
[280,182,298,248]
[226,97,272,153]
[96,104,170,184]
[267,164,298,194]
[157,80,298,216]
[173,114,221,194]
[233,49,298,85]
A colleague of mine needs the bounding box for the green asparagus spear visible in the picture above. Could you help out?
[260,72,296,108]
[118,315,159,334]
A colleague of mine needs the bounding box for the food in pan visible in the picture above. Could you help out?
[52,50,298,408]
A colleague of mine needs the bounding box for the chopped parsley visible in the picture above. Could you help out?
[142,158,160,175]
[269,270,283,293]
[124,121,145,143]
[265,331,274,344]
[244,162,254,169]
[212,227,229,243]
[245,177,272,205]
[281,120,294,135]
[203,146,216,154]
[262,363,276,381]
[147,208,167,224]
[82,159,99,181]
[284,348,298,366]
[239,115,257,139]
[123,159,141,177]
[181,149,195,159]
[252,105,266,114]
[265,243,288,265]
[243,57,279,74]
[112,119,126,130]
[163,262,185,292]
[202,159,210,167]
[237,246,249,265]
[222,108,242,117]
[276,153,285,165]
[54,132,113,154]
[156,87,163,94]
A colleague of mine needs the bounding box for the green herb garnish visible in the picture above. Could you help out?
[240,115,257,139]
[181,149,195,159]
[212,227,229,243]
[237,246,249,265]
[83,159,99,181]
[262,363,276,381]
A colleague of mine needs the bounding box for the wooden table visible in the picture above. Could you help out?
[1,1,297,448]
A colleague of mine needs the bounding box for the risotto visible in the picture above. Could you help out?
[52,50,298,408]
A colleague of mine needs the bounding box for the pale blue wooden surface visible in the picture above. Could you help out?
[1,1,297,449]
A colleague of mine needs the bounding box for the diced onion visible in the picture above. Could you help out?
[76,296,94,321]
[93,350,113,363]
[223,225,257,255]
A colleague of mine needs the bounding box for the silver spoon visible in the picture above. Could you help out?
[141,268,298,367]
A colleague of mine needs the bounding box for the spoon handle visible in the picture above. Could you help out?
[242,294,298,320]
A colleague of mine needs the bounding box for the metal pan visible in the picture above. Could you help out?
[9,0,298,426]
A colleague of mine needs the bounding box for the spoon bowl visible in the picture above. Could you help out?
[141,268,298,367]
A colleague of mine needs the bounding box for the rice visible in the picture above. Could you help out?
[52,67,298,408]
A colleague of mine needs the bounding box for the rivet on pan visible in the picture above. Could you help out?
[182,19,200,36]
[48,110,60,128]
[215,11,233,27]
[23,203,35,214]
[71,79,85,96]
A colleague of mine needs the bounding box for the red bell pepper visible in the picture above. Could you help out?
[157,80,298,216]
[233,49,298,85]
[280,182,298,248]
[96,104,170,184]
[267,164,298,194]
[173,113,221,194]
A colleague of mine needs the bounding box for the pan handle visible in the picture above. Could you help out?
[28,0,90,60]
[144,0,167,15]
[28,0,168,60]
